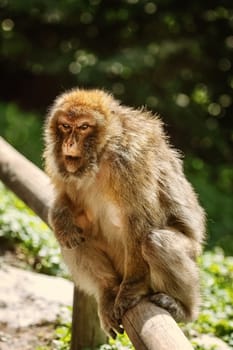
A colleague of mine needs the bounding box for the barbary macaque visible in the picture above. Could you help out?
[44,88,205,338]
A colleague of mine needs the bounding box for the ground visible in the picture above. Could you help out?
[0,249,73,350]
[0,324,55,350]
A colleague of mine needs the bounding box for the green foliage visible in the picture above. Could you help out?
[0,102,43,167]
[52,324,71,350]
[199,250,233,346]
[36,307,72,350]
[0,182,64,276]
[183,249,233,348]
[108,334,133,350]
[184,156,233,253]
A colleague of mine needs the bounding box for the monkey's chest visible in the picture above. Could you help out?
[84,193,125,271]
[74,177,125,271]
[88,198,123,239]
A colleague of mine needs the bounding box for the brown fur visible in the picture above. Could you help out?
[44,88,205,338]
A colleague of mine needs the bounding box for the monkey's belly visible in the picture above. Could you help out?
[103,238,125,277]
[83,195,125,276]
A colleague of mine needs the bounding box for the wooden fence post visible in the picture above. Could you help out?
[71,289,107,349]
[0,136,194,350]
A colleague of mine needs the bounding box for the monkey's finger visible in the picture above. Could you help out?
[70,236,83,247]
[61,240,78,250]
[63,235,85,249]
[61,240,72,249]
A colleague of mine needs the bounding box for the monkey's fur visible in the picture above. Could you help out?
[44,88,205,338]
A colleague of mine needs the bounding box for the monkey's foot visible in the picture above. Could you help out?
[113,292,142,322]
[59,227,86,249]
[150,292,186,322]
[114,278,149,321]
[99,310,124,339]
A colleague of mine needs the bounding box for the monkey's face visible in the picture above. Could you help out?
[54,111,98,175]
[45,89,121,178]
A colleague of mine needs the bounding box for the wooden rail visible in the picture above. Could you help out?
[0,136,194,350]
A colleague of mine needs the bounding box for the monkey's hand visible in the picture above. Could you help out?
[49,205,87,249]
[57,225,86,249]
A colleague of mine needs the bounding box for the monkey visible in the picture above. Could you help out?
[43,88,205,339]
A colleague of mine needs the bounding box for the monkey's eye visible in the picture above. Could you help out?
[58,123,71,132]
[62,124,70,130]
[80,124,89,131]
[58,123,71,133]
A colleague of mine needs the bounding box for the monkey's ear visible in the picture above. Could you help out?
[108,97,122,116]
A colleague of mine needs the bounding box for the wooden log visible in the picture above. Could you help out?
[123,299,194,350]
[0,136,194,350]
[0,137,53,223]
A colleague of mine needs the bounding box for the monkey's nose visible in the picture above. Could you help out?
[68,139,75,147]
[65,145,80,157]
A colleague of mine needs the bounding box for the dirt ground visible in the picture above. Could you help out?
[0,324,55,350]
[0,249,72,350]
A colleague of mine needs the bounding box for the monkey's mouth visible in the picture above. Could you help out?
[65,155,80,162]
[64,155,82,173]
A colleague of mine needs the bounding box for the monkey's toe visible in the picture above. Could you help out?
[100,314,124,338]
[150,292,186,322]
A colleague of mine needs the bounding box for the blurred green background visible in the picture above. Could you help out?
[0,0,232,253]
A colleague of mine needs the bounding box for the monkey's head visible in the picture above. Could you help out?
[44,88,121,178]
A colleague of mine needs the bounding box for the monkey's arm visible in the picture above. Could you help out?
[49,193,87,248]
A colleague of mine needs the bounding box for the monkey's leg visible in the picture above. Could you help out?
[141,229,200,322]
[49,198,86,248]
[114,238,150,321]
[61,244,123,338]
